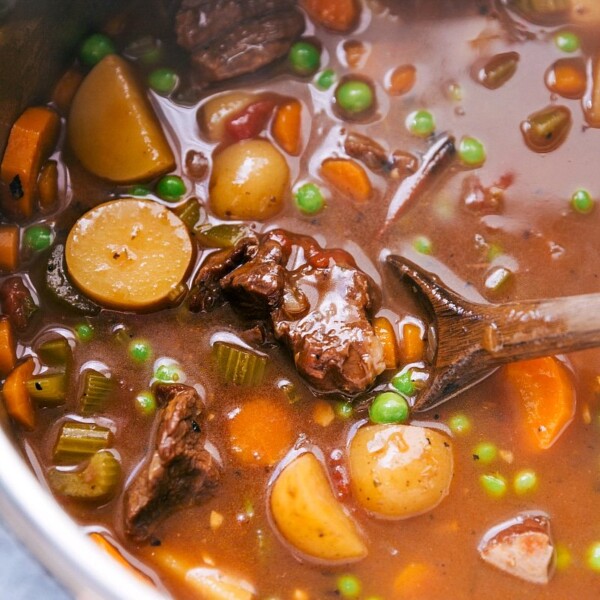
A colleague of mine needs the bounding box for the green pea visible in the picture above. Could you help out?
[555,543,572,571]
[316,68,336,90]
[336,80,374,114]
[129,338,152,363]
[480,473,507,498]
[335,401,354,419]
[80,33,116,67]
[448,413,471,434]
[135,390,156,415]
[148,67,179,95]
[513,469,538,495]
[337,574,362,599]
[75,323,94,342]
[369,391,409,424]
[406,110,435,137]
[156,175,186,202]
[458,136,486,167]
[413,235,433,255]
[587,542,600,571]
[24,225,53,251]
[571,189,594,214]
[472,441,497,464]
[289,41,321,76]
[554,31,580,53]
[392,370,416,396]
[155,363,183,383]
[295,183,324,214]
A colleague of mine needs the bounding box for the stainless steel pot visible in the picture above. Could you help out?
[0,2,165,597]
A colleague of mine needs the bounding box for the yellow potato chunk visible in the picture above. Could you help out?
[199,91,256,142]
[349,424,453,519]
[210,139,289,221]
[270,452,367,563]
[65,199,193,311]
[68,55,175,183]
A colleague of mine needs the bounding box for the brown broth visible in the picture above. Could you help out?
[8,1,600,598]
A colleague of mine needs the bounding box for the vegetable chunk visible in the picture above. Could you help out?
[504,356,575,450]
[65,199,193,311]
[210,139,289,220]
[68,55,175,182]
[1,106,60,219]
[349,424,453,518]
[270,452,367,562]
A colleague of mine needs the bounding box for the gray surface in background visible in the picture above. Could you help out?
[0,517,70,599]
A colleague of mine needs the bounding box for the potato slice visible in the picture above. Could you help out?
[198,91,257,142]
[210,139,289,221]
[270,452,367,563]
[68,55,175,182]
[65,198,193,311]
[349,424,453,519]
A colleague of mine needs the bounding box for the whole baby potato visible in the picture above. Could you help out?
[349,423,453,519]
[210,139,289,221]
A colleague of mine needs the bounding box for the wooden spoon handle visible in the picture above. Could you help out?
[485,293,600,362]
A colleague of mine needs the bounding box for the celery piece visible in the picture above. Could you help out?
[166,281,188,306]
[26,373,67,406]
[47,450,121,501]
[79,370,115,415]
[280,382,302,404]
[37,337,71,368]
[196,224,248,249]
[512,0,570,20]
[172,197,202,231]
[212,342,267,386]
[53,421,112,463]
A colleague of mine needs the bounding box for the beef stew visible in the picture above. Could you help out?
[2,1,600,598]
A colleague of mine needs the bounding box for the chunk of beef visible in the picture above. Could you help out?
[478,513,555,584]
[175,0,304,82]
[0,276,38,331]
[189,230,385,395]
[124,384,220,541]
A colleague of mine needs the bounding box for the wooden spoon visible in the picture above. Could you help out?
[388,255,600,411]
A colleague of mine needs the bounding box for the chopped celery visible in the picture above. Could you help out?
[212,342,267,386]
[26,373,67,406]
[53,421,112,463]
[511,0,570,19]
[37,337,71,367]
[79,370,115,415]
[196,224,248,249]
[166,282,188,306]
[47,450,121,501]
[280,381,302,404]
[172,197,203,231]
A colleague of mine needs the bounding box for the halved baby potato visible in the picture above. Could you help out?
[348,423,453,519]
[65,198,193,311]
[68,55,175,183]
[270,452,367,563]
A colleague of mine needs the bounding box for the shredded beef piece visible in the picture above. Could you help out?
[175,0,304,82]
[0,276,38,331]
[189,230,385,394]
[124,384,220,541]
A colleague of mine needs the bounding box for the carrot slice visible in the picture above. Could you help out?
[227,396,294,466]
[1,106,60,219]
[400,323,424,363]
[272,100,302,155]
[301,0,360,32]
[38,160,59,210]
[394,562,437,598]
[89,533,151,584]
[0,225,19,272]
[3,358,35,429]
[320,158,372,203]
[504,356,576,450]
[0,317,17,377]
[52,67,84,115]
[373,316,398,369]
